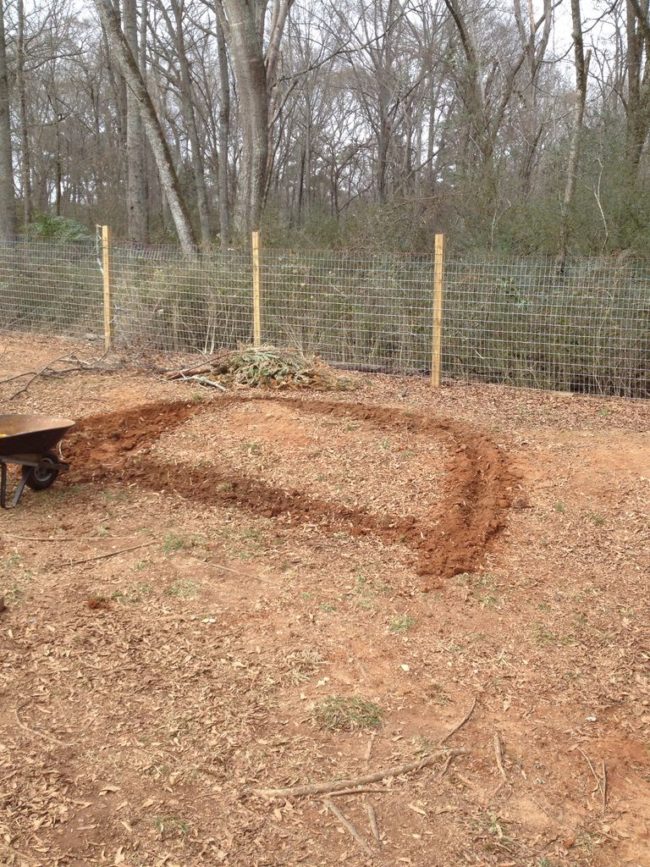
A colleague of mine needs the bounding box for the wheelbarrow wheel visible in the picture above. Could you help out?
[25,452,60,491]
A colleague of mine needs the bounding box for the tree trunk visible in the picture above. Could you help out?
[16,0,32,228]
[219,0,269,233]
[124,0,148,242]
[216,12,231,248]
[557,0,590,270]
[55,111,62,216]
[376,112,390,205]
[0,0,16,241]
[93,0,197,254]
[171,0,211,246]
[625,0,650,176]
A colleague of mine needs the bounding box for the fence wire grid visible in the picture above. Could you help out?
[0,238,648,398]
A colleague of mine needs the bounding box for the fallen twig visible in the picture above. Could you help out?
[15,700,68,748]
[196,558,274,583]
[438,750,456,779]
[494,732,507,780]
[577,747,607,810]
[365,802,381,844]
[577,747,601,791]
[324,799,374,857]
[7,355,68,398]
[439,696,477,745]
[0,840,40,865]
[179,373,227,391]
[2,534,135,543]
[165,361,216,380]
[0,370,42,385]
[249,749,464,799]
[55,541,154,569]
[329,787,389,797]
[5,353,114,399]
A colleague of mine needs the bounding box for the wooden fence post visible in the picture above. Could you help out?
[431,233,445,387]
[101,225,112,351]
[252,230,262,347]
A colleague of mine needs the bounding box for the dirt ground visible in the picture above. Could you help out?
[0,334,648,867]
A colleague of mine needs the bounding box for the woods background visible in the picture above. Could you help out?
[0,0,649,257]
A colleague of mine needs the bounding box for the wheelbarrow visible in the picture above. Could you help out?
[0,414,75,509]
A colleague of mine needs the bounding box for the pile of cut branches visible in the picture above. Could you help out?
[165,346,353,391]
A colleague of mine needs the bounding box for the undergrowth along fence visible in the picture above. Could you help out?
[0,231,647,398]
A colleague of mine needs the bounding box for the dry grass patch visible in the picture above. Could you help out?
[314,696,384,731]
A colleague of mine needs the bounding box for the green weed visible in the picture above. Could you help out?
[153,815,189,839]
[165,579,199,599]
[162,533,187,554]
[390,614,415,633]
[314,696,383,731]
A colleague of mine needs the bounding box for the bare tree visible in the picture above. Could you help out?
[0,0,645,254]
[513,0,553,192]
[216,0,269,232]
[0,0,16,241]
[216,0,293,232]
[93,0,197,252]
[558,0,591,268]
[625,0,650,176]
[124,0,149,242]
[165,0,211,245]
[215,10,231,245]
[16,0,32,227]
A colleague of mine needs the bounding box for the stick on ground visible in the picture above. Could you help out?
[15,700,68,748]
[324,799,374,857]
[56,541,155,569]
[3,354,67,397]
[365,802,381,845]
[439,696,477,745]
[6,354,112,399]
[577,746,608,813]
[0,840,39,865]
[494,732,507,780]
[249,749,464,799]
[179,373,227,391]
[365,732,376,764]
[438,750,457,779]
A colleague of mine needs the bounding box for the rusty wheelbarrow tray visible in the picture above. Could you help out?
[0,414,75,509]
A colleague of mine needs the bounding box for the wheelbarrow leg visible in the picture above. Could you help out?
[12,468,31,508]
[0,461,31,509]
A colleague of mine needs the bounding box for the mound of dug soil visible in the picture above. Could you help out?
[63,396,517,587]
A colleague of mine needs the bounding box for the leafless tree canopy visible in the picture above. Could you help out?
[0,0,648,253]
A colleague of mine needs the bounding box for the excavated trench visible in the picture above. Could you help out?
[63,396,517,588]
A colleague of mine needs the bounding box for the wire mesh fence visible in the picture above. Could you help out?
[444,256,649,397]
[110,243,253,353]
[261,249,433,373]
[0,239,103,337]
[0,236,647,397]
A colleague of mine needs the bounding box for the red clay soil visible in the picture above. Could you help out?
[64,396,517,587]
